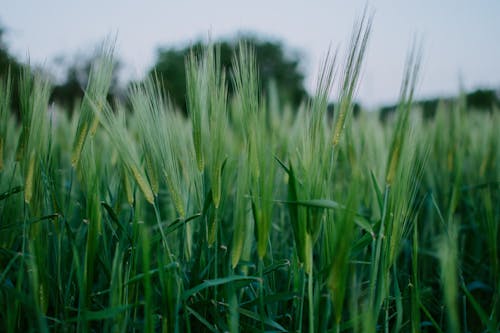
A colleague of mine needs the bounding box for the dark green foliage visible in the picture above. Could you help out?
[149,35,308,113]
[327,101,362,119]
[50,67,85,111]
[0,26,24,115]
[381,89,499,122]
[466,88,499,111]
[51,54,122,113]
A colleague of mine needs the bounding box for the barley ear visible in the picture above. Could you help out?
[24,150,36,204]
[130,164,155,205]
[71,122,88,167]
[123,166,134,205]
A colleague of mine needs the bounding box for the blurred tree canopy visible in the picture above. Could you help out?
[51,54,122,113]
[0,28,21,74]
[1,25,122,114]
[0,26,23,112]
[466,89,499,111]
[2,23,499,120]
[379,89,499,122]
[148,35,308,112]
[50,63,85,111]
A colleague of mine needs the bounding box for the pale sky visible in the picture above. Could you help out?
[2,0,500,108]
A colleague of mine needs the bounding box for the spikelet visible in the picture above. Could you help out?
[130,164,155,204]
[24,150,36,204]
[89,100,103,137]
[123,167,134,205]
[71,122,88,167]
[15,130,27,162]
[72,43,115,167]
[89,114,100,137]
[332,101,347,149]
[194,130,204,172]
[211,165,222,209]
[386,144,400,185]
[208,214,218,247]
[231,239,243,269]
[332,124,344,148]
[332,15,372,148]
[145,154,159,196]
[255,210,267,260]
[164,170,185,218]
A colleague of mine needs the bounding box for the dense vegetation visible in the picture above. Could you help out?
[150,35,308,113]
[0,18,499,332]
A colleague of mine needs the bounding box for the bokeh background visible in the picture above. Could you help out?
[2,0,500,110]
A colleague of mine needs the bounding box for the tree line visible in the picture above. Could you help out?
[1,26,498,118]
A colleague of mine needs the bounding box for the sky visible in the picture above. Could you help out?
[1,0,500,108]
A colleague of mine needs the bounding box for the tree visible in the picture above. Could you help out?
[51,52,122,112]
[50,66,85,111]
[0,27,22,76]
[0,25,24,113]
[466,89,499,111]
[148,35,308,113]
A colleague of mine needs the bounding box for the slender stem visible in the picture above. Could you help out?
[214,208,219,306]
[258,258,265,332]
[153,198,171,257]
[393,263,403,331]
[385,297,389,333]
[369,185,390,313]
[298,268,306,332]
[308,247,314,333]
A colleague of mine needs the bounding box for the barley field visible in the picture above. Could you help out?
[0,20,499,332]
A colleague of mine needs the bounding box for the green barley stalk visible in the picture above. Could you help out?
[438,223,460,333]
[162,111,191,219]
[71,41,114,168]
[332,13,372,149]
[12,70,53,333]
[129,76,163,197]
[186,44,229,250]
[130,75,186,216]
[15,67,34,162]
[325,178,360,329]
[206,45,229,210]
[15,67,52,213]
[304,49,336,243]
[186,50,208,172]
[27,241,49,333]
[366,42,424,331]
[107,246,127,332]
[232,42,276,260]
[91,101,155,205]
[80,141,102,309]
[385,41,421,186]
[230,154,251,268]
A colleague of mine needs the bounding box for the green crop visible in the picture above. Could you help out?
[0,17,499,333]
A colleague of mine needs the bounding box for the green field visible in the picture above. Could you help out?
[0,20,499,332]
